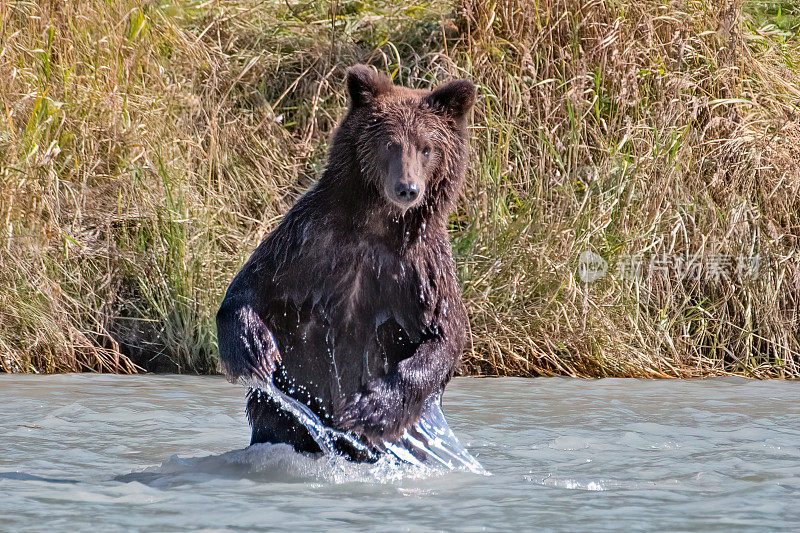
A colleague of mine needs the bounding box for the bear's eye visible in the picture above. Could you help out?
[422,146,431,157]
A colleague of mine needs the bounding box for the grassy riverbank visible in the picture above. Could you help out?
[1,0,798,377]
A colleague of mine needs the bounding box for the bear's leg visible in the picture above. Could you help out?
[246,391,322,453]
[337,333,464,444]
[246,391,379,462]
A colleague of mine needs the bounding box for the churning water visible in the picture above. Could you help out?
[1,374,800,531]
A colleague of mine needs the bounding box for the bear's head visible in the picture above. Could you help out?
[342,65,476,213]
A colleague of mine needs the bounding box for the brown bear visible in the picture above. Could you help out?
[216,65,476,461]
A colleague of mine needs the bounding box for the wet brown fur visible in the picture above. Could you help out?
[216,65,476,457]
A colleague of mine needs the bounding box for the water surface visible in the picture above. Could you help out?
[1,375,799,531]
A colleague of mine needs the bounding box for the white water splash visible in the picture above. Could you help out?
[242,378,486,475]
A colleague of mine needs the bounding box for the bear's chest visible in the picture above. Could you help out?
[272,227,442,324]
[265,238,443,412]
[317,240,436,335]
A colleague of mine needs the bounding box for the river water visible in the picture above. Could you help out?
[1,375,799,531]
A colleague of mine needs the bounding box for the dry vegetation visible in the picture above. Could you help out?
[1,0,798,376]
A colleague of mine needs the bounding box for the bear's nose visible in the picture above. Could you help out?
[395,182,419,203]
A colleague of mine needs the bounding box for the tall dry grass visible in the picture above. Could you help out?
[456,0,800,377]
[0,0,798,376]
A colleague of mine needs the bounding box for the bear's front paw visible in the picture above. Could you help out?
[218,304,283,387]
[337,376,406,444]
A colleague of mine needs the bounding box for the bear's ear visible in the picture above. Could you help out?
[426,79,476,121]
[347,64,393,108]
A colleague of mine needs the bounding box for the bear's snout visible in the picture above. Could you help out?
[394,181,419,203]
[388,176,425,209]
[385,146,426,209]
